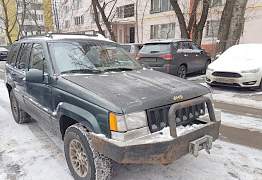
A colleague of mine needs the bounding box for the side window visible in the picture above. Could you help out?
[192,43,201,50]
[15,43,31,70]
[30,43,48,73]
[7,43,20,66]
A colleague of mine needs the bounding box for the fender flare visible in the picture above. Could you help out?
[55,102,102,134]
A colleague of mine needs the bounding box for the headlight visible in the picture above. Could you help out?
[109,111,147,132]
[241,68,259,73]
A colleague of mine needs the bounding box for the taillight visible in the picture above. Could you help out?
[160,53,173,60]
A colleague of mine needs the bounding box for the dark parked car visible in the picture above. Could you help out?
[5,33,220,180]
[137,39,211,78]
[120,43,143,58]
[0,47,8,61]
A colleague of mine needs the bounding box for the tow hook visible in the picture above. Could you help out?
[189,135,213,157]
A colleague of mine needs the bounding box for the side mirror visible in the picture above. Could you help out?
[26,69,44,83]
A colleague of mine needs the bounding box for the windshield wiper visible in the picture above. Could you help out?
[61,68,102,74]
[103,67,134,72]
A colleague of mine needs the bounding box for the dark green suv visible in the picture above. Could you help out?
[5,33,221,180]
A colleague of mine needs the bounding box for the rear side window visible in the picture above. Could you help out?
[140,43,170,54]
[16,43,31,70]
[7,43,20,65]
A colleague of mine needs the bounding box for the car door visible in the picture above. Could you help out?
[191,42,207,71]
[176,41,195,73]
[11,43,31,108]
[24,43,53,124]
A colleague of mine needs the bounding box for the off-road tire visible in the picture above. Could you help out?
[10,90,31,124]
[177,65,187,79]
[64,123,112,180]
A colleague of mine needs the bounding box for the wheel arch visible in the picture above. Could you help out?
[56,103,102,139]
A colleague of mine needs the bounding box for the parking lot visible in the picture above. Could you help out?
[0,61,262,180]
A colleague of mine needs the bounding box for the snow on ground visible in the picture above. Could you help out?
[114,140,262,180]
[213,93,262,110]
[1,81,262,180]
[221,112,262,133]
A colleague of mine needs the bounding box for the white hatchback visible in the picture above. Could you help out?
[206,44,262,89]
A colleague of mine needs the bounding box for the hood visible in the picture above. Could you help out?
[209,57,261,72]
[62,69,209,113]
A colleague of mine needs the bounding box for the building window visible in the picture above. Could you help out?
[73,0,82,9]
[151,0,173,13]
[206,20,220,37]
[150,23,175,39]
[74,15,84,25]
[209,0,223,7]
[117,4,135,18]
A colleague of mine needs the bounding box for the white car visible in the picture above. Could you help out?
[206,44,262,89]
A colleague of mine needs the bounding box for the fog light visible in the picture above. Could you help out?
[243,81,256,85]
[206,78,211,82]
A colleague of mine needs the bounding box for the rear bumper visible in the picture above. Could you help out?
[90,96,221,165]
[90,120,220,164]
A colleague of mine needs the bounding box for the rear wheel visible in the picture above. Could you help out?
[177,65,187,79]
[10,90,30,124]
[64,124,112,180]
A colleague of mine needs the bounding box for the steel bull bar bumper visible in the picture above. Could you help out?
[90,96,221,164]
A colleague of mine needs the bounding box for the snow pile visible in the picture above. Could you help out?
[221,112,262,132]
[176,124,205,136]
[113,140,262,180]
[213,93,262,110]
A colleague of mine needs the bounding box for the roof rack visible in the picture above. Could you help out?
[18,30,108,41]
[45,30,99,38]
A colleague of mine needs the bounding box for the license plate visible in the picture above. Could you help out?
[189,135,213,157]
[214,77,235,84]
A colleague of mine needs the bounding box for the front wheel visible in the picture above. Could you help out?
[64,124,112,180]
[177,65,187,79]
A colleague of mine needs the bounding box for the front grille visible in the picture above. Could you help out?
[146,102,206,133]
[212,71,241,78]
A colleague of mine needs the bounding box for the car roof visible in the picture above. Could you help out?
[144,38,192,44]
[17,33,114,43]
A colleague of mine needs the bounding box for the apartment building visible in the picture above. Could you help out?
[59,0,262,54]
[59,0,187,42]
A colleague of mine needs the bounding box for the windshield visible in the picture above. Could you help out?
[140,43,171,54]
[48,41,141,74]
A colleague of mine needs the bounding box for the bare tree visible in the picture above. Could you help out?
[217,0,248,53]
[92,0,117,41]
[170,0,210,45]
[0,0,19,44]
[91,0,105,36]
